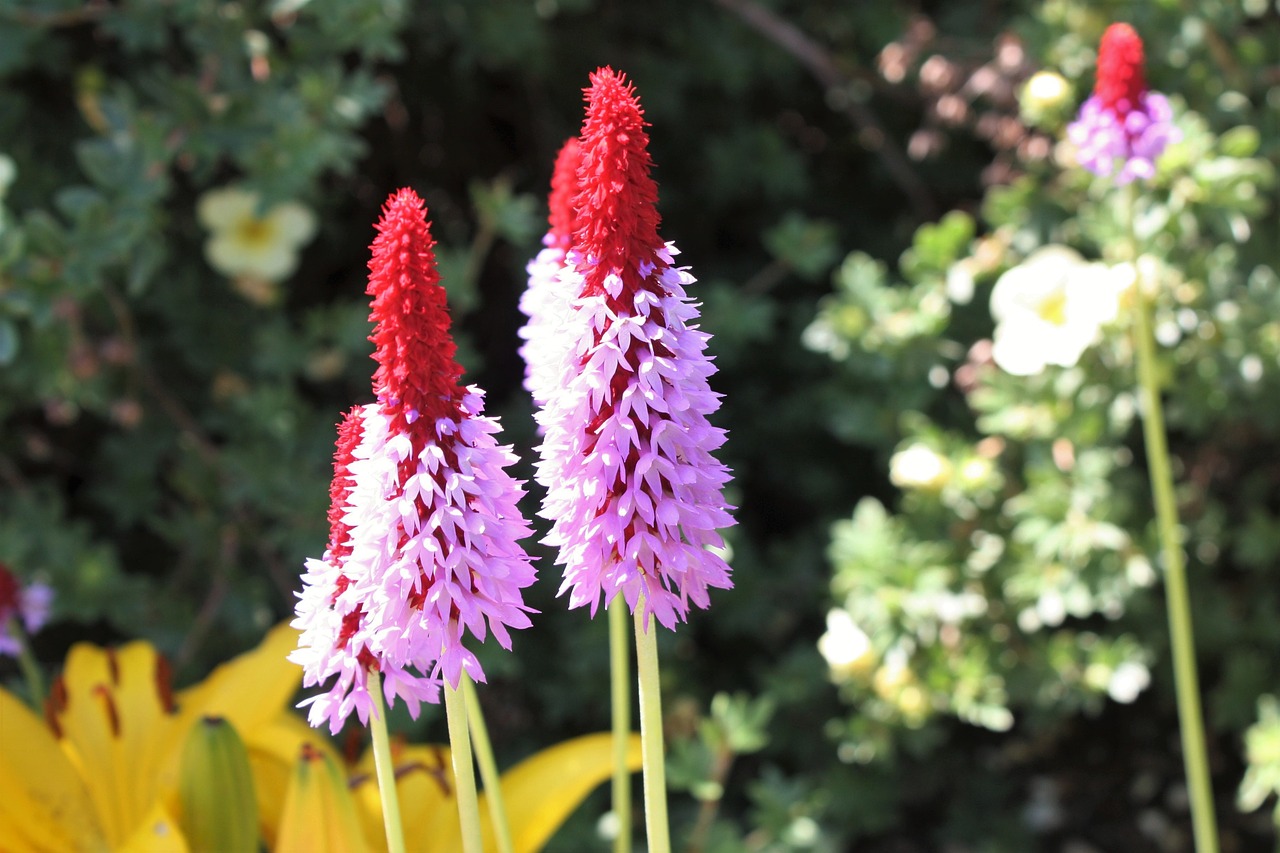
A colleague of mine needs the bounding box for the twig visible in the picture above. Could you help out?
[710,0,937,220]
[2,2,110,27]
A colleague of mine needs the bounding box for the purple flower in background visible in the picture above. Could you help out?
[1067,23,1179,184]
[292,189,536,734]
[0,562,51,657]
[519,137,581,412]
[533,68,735,631]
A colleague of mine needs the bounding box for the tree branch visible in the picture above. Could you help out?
[710,0,937,220]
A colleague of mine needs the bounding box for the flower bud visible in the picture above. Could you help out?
[178,716,259,853]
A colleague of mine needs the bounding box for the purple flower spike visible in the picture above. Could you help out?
[1067,23,1179,184]
[519,137,582,412]
[292,189,536,733]
[533,68,735,631]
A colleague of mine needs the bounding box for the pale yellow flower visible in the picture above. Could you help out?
[197,186,317,285]
[889,443,953,492]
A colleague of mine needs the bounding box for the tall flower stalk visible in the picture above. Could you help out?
[1126,187,1219,853]
[291,188,536,853]
[1070,22,1216,852]
[529,67,736,851]
[521,135,636,852]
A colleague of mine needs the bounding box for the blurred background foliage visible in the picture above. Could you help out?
[1,0,1279,849]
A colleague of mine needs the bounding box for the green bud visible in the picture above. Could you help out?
[178,716,259,853]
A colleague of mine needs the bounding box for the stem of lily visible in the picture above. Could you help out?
[445,676,485,853]
[462,674,514,853]
[1126,186,1219,853]
[633,602,671,853]
[367,670,408,853]
[610,599,633,853]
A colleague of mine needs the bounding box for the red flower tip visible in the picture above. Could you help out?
[325,406,364,563]
[547,137,581,251]
[0,562,17,612]
[575,67,663,300]
[1095,23,1147,117]
[366,188,464,432]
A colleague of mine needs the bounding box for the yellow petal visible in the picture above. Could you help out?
[373,733,640,853]
[171,622,302,759]
[206,231,300,281]
[268,201,318,246]
[246,712,342,849]
[277,744,371,853]
[54,641,172,848]
[0,688,105,852]
[117,801,189,853]
[493,732,641,853]
[353,743,456,853]
[197,186,259,231]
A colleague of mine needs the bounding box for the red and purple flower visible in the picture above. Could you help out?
[0,562,51,658]
[1067,23,1178,184]
[292,189,536,733]
[519,137,582,412]
[532,68,735,631]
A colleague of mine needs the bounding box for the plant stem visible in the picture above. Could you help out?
[685,746,734,853]
[633,605,671,853]
[367,671,408,853]
[610,600,633,853]
[445,678,484,853]
[462,674,514,853]
[7,618,44,707]
[1127,187,1219,853]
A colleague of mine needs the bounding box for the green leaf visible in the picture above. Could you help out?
[1218,125,1260,159]
[0,318,17,365]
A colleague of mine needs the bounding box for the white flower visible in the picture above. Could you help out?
[0,154,15,198]
[197,186,317,286]
[989,246,1125,376]
[889,443,952,491]
[1020,71,1072,118]
[818,608,873,679]
[1107,660,1151,704]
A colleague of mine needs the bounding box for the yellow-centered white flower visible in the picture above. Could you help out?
[197,186,317,284]
[989,246,1128,376]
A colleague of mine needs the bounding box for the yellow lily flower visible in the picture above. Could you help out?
[0,620,640,853]
[0,623,303,852]
[345,732,641,853]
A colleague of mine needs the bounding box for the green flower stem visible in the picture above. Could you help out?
[462,674,514,853]
[610,600,633,853]
[445,677,484,853]
[633,605,671,853]
[1127,189,1220,853]
[6,617,45,707]
[367,671,408,853]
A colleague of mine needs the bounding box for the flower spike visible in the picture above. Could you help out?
[1067,23,1179,184]
[519,137,583,410]
[293,189,535,733]
[533,67,735,631]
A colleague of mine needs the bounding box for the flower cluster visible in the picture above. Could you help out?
[292,189,535,733]
[0,561,51,657]
[519,137,582,411]
[989,245,1130,376]
[531,68,735,630]
[1067,23,1178,184]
